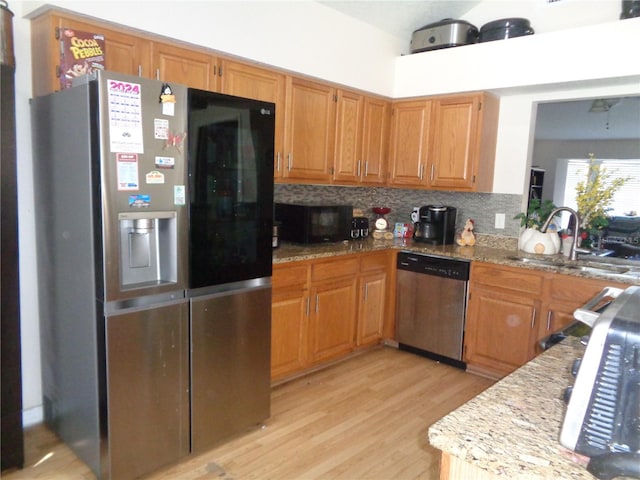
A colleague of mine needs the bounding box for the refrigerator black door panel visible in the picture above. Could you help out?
[188,89,275,288]
[106,300,190,480]
[190,284,271,453]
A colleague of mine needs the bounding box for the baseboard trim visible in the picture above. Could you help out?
[23,406,43,427]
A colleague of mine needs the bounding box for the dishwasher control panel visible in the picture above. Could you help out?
[397,251,470,280]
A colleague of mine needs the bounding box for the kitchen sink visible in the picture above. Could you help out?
[506,255,634,276]
[562,264,630,275]
[505,256,562,267]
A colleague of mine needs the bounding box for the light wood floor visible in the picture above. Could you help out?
[5,347,493,480]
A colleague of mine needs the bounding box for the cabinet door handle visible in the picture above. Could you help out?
[364,284,369,300]
[531,308,537,329]
[276,152,281,172]
[156,68,160,81]
[419,164,424,180]
[546,311,552,331]
[315,294,319,314]
[357,160,361,178]
[430,164,435,182]
[287,153,292,171]
[305,296,310,317]
[364,160,369,177]
[138,65,142,77]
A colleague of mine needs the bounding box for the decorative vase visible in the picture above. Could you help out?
[518,227,561,255]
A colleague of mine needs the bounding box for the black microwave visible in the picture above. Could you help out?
[275,203,352,244]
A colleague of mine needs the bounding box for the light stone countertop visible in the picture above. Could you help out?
[272,237,640,285]
[428,337,593,480]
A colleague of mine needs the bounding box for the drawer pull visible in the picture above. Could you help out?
[531,308,536,329]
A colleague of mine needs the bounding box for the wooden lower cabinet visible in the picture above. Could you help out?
[465,261,628,379]
[537,273,626,344]
[271,250,392,381]
[271,285,308,380]
[271,263,309,380]
[308,276,358,363]
[357,271,386,346]
[465,263,543,378]
[465,285,541,377]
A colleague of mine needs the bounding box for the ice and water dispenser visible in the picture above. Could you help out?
[118,211,178,288]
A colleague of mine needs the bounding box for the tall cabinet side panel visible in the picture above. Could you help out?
[31,84,103,476]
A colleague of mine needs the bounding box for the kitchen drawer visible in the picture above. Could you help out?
[311,256,360,282]
[360,251,390,273]
[545,273,625,304]
[471,262,544,296]
[273,263,309,289]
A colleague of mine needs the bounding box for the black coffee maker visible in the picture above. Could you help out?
[413,205,457,244]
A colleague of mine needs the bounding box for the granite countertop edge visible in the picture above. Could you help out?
[272,237,640,285]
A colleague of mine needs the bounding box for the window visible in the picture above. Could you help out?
[556,158,640,219]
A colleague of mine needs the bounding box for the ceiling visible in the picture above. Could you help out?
[317,0,481,39]
[535,97,640,140]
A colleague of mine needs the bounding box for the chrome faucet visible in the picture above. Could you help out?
[540,207,591,261]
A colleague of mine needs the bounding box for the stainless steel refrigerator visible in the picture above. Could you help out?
[31,71,274,479]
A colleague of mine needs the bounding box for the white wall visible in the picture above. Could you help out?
[12,0,640,425]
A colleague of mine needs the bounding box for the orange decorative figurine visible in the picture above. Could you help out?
[457,218,476,246]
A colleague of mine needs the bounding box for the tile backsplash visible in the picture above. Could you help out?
[275,184,523,239]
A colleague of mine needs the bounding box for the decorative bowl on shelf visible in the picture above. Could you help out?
[372,207,391,215]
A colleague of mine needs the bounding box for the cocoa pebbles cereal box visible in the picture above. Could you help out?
[59,28,106,90]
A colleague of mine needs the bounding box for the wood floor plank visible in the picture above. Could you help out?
[4,347,493,480]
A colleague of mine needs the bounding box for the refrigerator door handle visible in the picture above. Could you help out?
[105,291,186,316]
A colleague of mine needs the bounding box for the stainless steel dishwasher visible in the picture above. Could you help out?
[395,251,470,369]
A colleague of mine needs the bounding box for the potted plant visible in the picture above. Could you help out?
[514,199,561,254]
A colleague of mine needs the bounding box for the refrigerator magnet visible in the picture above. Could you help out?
[159,83,176,116]
[116,153,139,191]
[154,118,169,139]
[145,170,165,184]
[129,194,150,208]
[164,131,186,153]
[174,185,186,206]
[154,156,175,169]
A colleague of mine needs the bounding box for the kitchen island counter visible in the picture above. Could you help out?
[428,337,593,480]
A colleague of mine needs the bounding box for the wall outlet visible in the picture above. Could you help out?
[495,213,506,229]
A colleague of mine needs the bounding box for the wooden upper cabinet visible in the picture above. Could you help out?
[387,99,432,187]
[429,95,479,190]
[332,89,364,184]
[282,77,336,182]
[333,92,389,185]
[152,42,218,91]
[387,93,498,192]
[104,30,151,79]
[360,97,389,185]
[429,94,498,191]
[219,60,286,179]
